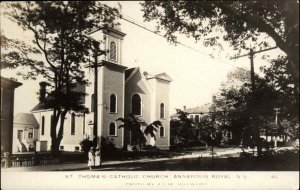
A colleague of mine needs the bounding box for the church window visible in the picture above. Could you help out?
[41,116,45,135]
[110,94,117,113]
[109,123,117,136]
[71,113,76,135]
[160,126,165,137]
[160,103,165,119]
[110,41,117,61]
[132,94,142,115]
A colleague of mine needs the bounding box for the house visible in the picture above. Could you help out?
[171,104,234,145]
[31,24,172,151]
[171,104,211,123]
[12,113,39,153]
[1,77,22,154]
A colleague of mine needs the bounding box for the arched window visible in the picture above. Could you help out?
[160,126,165,137]
[160,103,165,119]
[132,94,141,115]
[71,113,75,135]
[110,41,117,61]
[109,123,117,136]
[41,116,45,135]
[110,94,117,113]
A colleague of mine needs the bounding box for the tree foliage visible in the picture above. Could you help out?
[170,111,195,148]
[117,113,162,151]
[142,1,299,94]
[2,1,119,153]
[211,68,299,147]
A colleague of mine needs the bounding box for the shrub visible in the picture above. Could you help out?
[101,136,118,158]
[79,137,94,154]
[144,145,159,151]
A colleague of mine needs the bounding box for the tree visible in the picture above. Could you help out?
[261,56,298,119]
[211,69,253,146]
[211,68,298,150]
[142,1,299,99]
[195,114,221,147]
[170,111,197,148]
[261,56,299,143]
[117,113,162,151]
[2,1,119,154]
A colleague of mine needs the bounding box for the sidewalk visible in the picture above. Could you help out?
[1,147,251,172]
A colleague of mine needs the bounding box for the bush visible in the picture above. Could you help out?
[79,137,94,154]
[144,145,159,151]
[101,137,118,158]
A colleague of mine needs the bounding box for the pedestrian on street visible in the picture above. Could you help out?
[94,146,101,168]
[88,146,95,170]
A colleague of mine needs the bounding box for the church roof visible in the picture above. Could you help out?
[125,68,136,80]
[125,67,140,82]
[1,76,22,89]
[154,72,173,82]
[31,102,51,112]
[14,113,39,128]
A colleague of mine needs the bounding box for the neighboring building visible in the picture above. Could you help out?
[171,104,234,145]
[31,24,172,151]
[1,77,22,154]
[171,104,211,123]
[12,113,39,153]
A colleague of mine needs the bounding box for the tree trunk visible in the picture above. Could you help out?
[50,109,67,157]
[51,137,63,156]
[255,127,262,157]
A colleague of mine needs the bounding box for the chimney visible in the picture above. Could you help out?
[39,82,48,102]
[183,106,186,110]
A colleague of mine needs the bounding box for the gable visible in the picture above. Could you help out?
[125,68,153,93]
[155,73,173,82]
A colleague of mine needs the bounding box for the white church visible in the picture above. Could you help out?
[30,24,172,152]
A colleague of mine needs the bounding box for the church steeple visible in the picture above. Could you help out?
[102,23,126,65]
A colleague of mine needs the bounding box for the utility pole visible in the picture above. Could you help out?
[87,48,106,166]
[230,46,277,157]
[93,52,98,147]
[85,29,107,165]
[249,48,255,91]
[230,46,277,88]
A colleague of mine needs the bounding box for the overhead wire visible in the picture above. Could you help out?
[98,4,279,73]
[118,9,249,72]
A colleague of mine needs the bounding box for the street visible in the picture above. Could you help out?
[1,147,254,171]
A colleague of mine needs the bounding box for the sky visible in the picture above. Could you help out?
[1,1,284,116]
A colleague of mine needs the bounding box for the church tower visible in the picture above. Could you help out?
[85,23,127,149]
[101,23,125,65]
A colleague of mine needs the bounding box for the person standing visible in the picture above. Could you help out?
[88,147,95,170]
[94,146,101,168]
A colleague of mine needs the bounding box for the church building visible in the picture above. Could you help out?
[31,24,172,151]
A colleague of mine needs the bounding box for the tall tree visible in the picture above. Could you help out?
[2,1,119,154]
[141,1,299,97]
[211,68,298,149]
